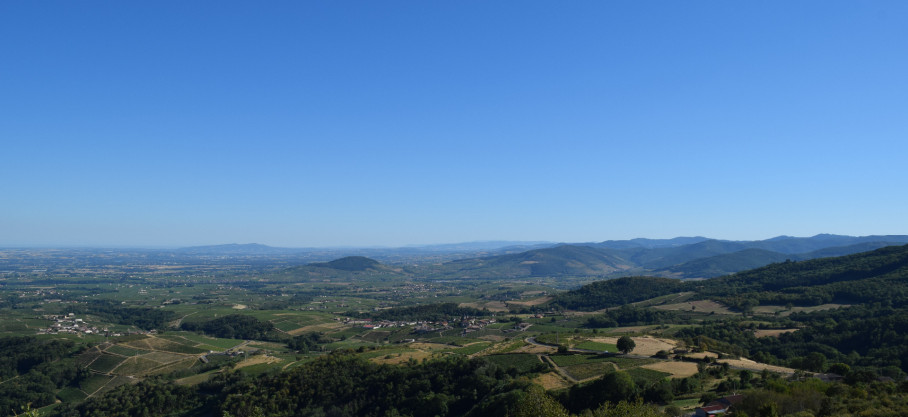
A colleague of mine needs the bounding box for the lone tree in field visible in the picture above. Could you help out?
[617,336,635,354]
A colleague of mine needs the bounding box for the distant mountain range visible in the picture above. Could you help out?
[173,241,554,262]
[436,234,908,279]
[175,235,908,280]
[173,243,303,255]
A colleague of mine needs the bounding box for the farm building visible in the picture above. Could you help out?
[694,395,743,417]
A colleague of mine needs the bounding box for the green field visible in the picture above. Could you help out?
[164,332,244,350]
[80,375,114,395]
[600,357,659,369]
[88,354,126,373]
[562,362,616,381]
[154,340,208,355]
[237,361,283,376]
[75,350,103,367]
[574,341,617,352]
[356,347,414,360]
[0,320,29,333]
[105,344,148,356]
[56,387,88,403]
[549,354,612,367]
[671,397,702,409]
[626,367,671,383]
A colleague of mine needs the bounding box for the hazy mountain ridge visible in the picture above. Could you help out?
[438,234,908,280]
[550,243,908,311]
[71,235,908,280]
[308,256,382,272]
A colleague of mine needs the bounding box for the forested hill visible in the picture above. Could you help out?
[549,277,685,311]
[440,245,632,278]
[308,256,382,271]
[659,241,906,278]
[696,243,908,307]
[435,234,908,279]
[549,244,908,312]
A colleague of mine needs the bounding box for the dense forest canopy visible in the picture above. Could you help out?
[549,277,686,311]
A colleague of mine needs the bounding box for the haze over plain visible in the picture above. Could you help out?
[2,1,906,247]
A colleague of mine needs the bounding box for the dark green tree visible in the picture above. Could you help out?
[617,336,636,354]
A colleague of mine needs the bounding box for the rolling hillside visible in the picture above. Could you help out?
[440,245,634,278]
[438,234,908,280]
[308,256,383,272]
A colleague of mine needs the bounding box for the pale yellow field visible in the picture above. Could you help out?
[752,304,850,316]
[589,336,676,356]
[683,352,718,360]
[754,328,798,338]
[640,361,699,379]
[288,321,344,336]
[174,373,213,386]
[234,355,282,369]
[718,358,795,374]
[507,296,553,307]
[533,371,572,390]
[370,351,433,365]
[408,342,454,351]
[458,301,509,312]
[510,343,556,354]
[653,300,737,315]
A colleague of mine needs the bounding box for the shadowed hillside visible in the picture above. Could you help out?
[308,256,382,271]
[441,245,634,278]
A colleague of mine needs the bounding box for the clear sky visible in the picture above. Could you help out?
[2,1,907,248]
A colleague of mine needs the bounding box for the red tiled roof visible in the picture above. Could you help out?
[700,404,727,412]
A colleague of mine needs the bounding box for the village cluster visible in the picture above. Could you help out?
[342,316,535,336]
[36,313,136,337]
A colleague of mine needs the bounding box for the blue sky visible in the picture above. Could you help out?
[2,1,907,247]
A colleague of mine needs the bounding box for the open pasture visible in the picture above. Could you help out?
[574,340,616,352]
[562,362,616,381]
[549,354,612,367]
[631,292,696,308]
[653,299,737,315]
[587,336,676,356]
[640,361,699,378]
[626,367,671,383]
[533,371,571,390]
[754,328,799,338]
[507,295,553,307]
[752,304,850,316]
[370,350,433,365]
[599,356,660,369]
[717,358,796,374]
